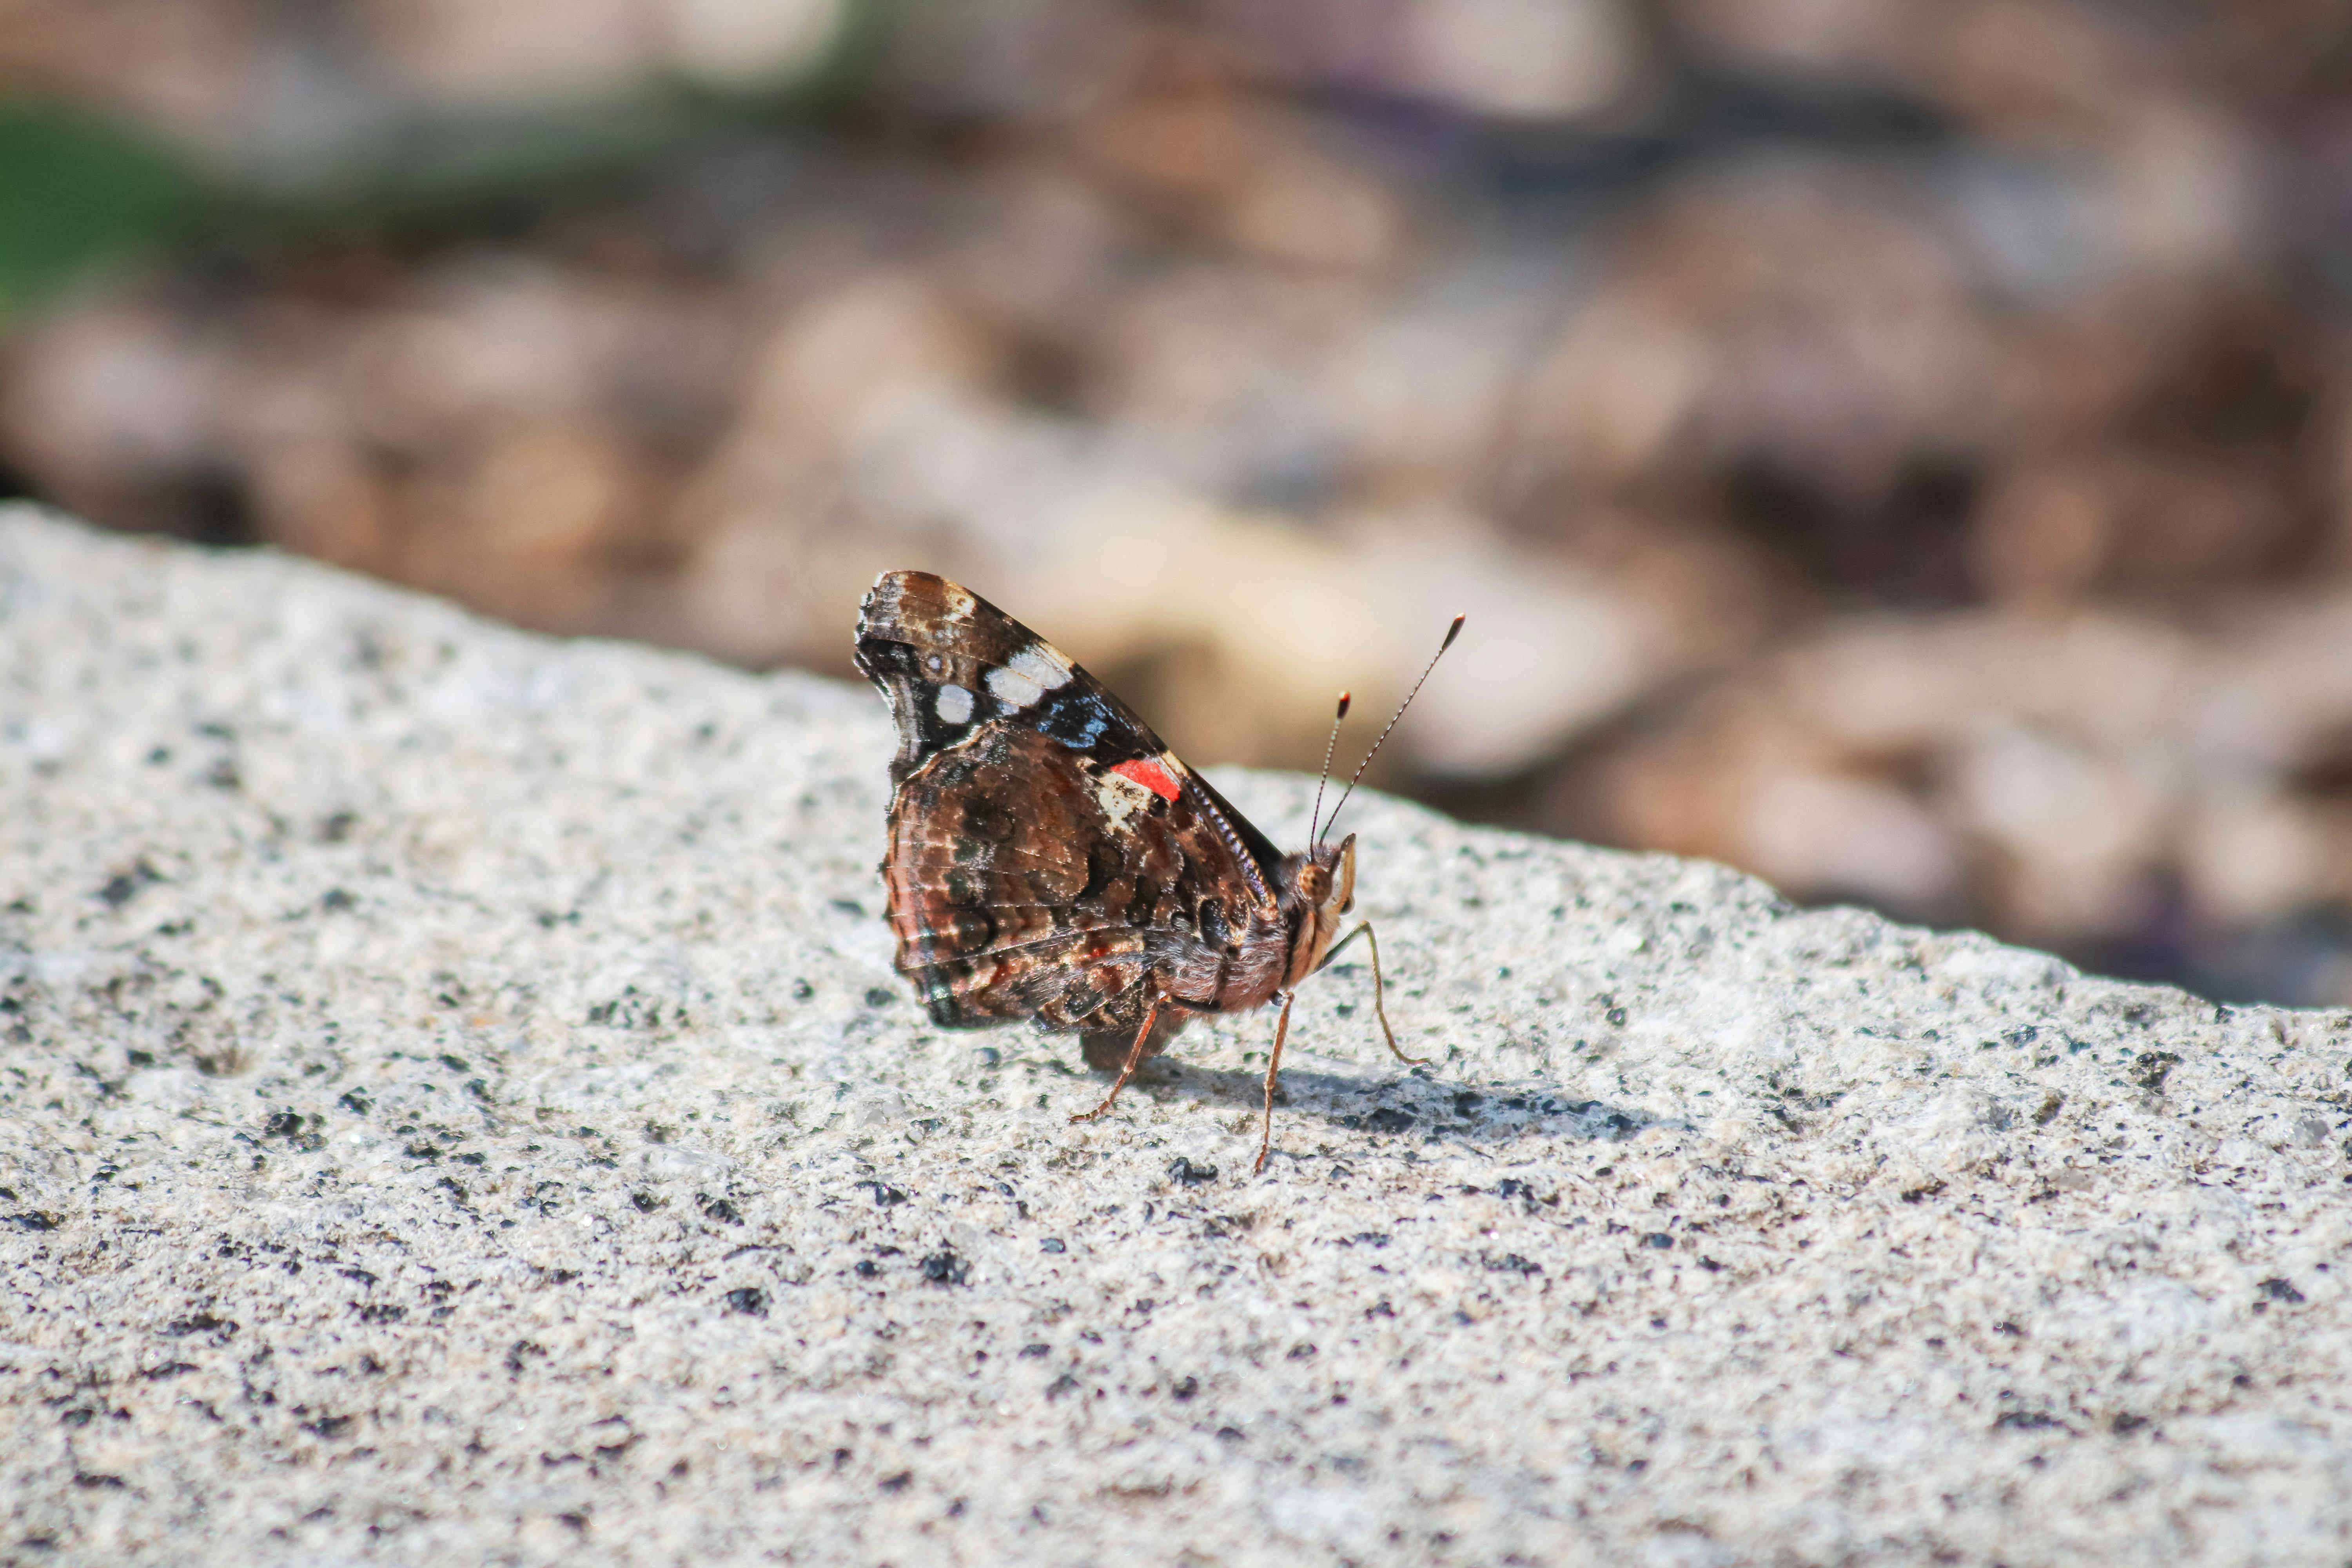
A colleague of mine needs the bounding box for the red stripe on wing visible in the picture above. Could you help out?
[1110,757,1181,802]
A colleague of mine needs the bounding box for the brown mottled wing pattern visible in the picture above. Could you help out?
[854,570,1283,1054]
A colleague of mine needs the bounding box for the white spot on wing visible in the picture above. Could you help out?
[935,684,974,724]
[1096,771,1148,829]
[986,665,1043,709]
[1006,645,1073,691]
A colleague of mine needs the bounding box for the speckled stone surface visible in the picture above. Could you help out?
[3,506,2350,1567]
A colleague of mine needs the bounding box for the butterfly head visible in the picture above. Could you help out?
[1279,833,1357,987]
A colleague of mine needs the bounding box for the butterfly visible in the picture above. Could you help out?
[853,570,1461,1173]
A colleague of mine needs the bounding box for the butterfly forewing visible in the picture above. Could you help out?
[855,570,1281,1047]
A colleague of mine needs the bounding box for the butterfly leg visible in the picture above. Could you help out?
[1316,920,1428,1067]
[1070,994,1167,1124]
[1254,990,1297,1175]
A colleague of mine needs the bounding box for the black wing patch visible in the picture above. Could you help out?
[855,570,1170,789]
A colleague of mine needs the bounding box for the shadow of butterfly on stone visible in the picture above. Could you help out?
[854,570,1462,1172]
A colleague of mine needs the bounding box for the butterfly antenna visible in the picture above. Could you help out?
[1322,614,1465,840]
[1308,691,1351,844]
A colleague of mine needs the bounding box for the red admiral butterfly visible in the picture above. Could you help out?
[855,570,1462,1172]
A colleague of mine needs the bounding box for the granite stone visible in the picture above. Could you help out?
[3,507,2349,1565]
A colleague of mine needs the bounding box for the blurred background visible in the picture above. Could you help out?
[4,0,2351,1004]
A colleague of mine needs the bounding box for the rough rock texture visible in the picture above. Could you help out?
[3,506,2349,1567]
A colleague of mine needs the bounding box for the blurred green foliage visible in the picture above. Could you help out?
[0,98,198,317]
